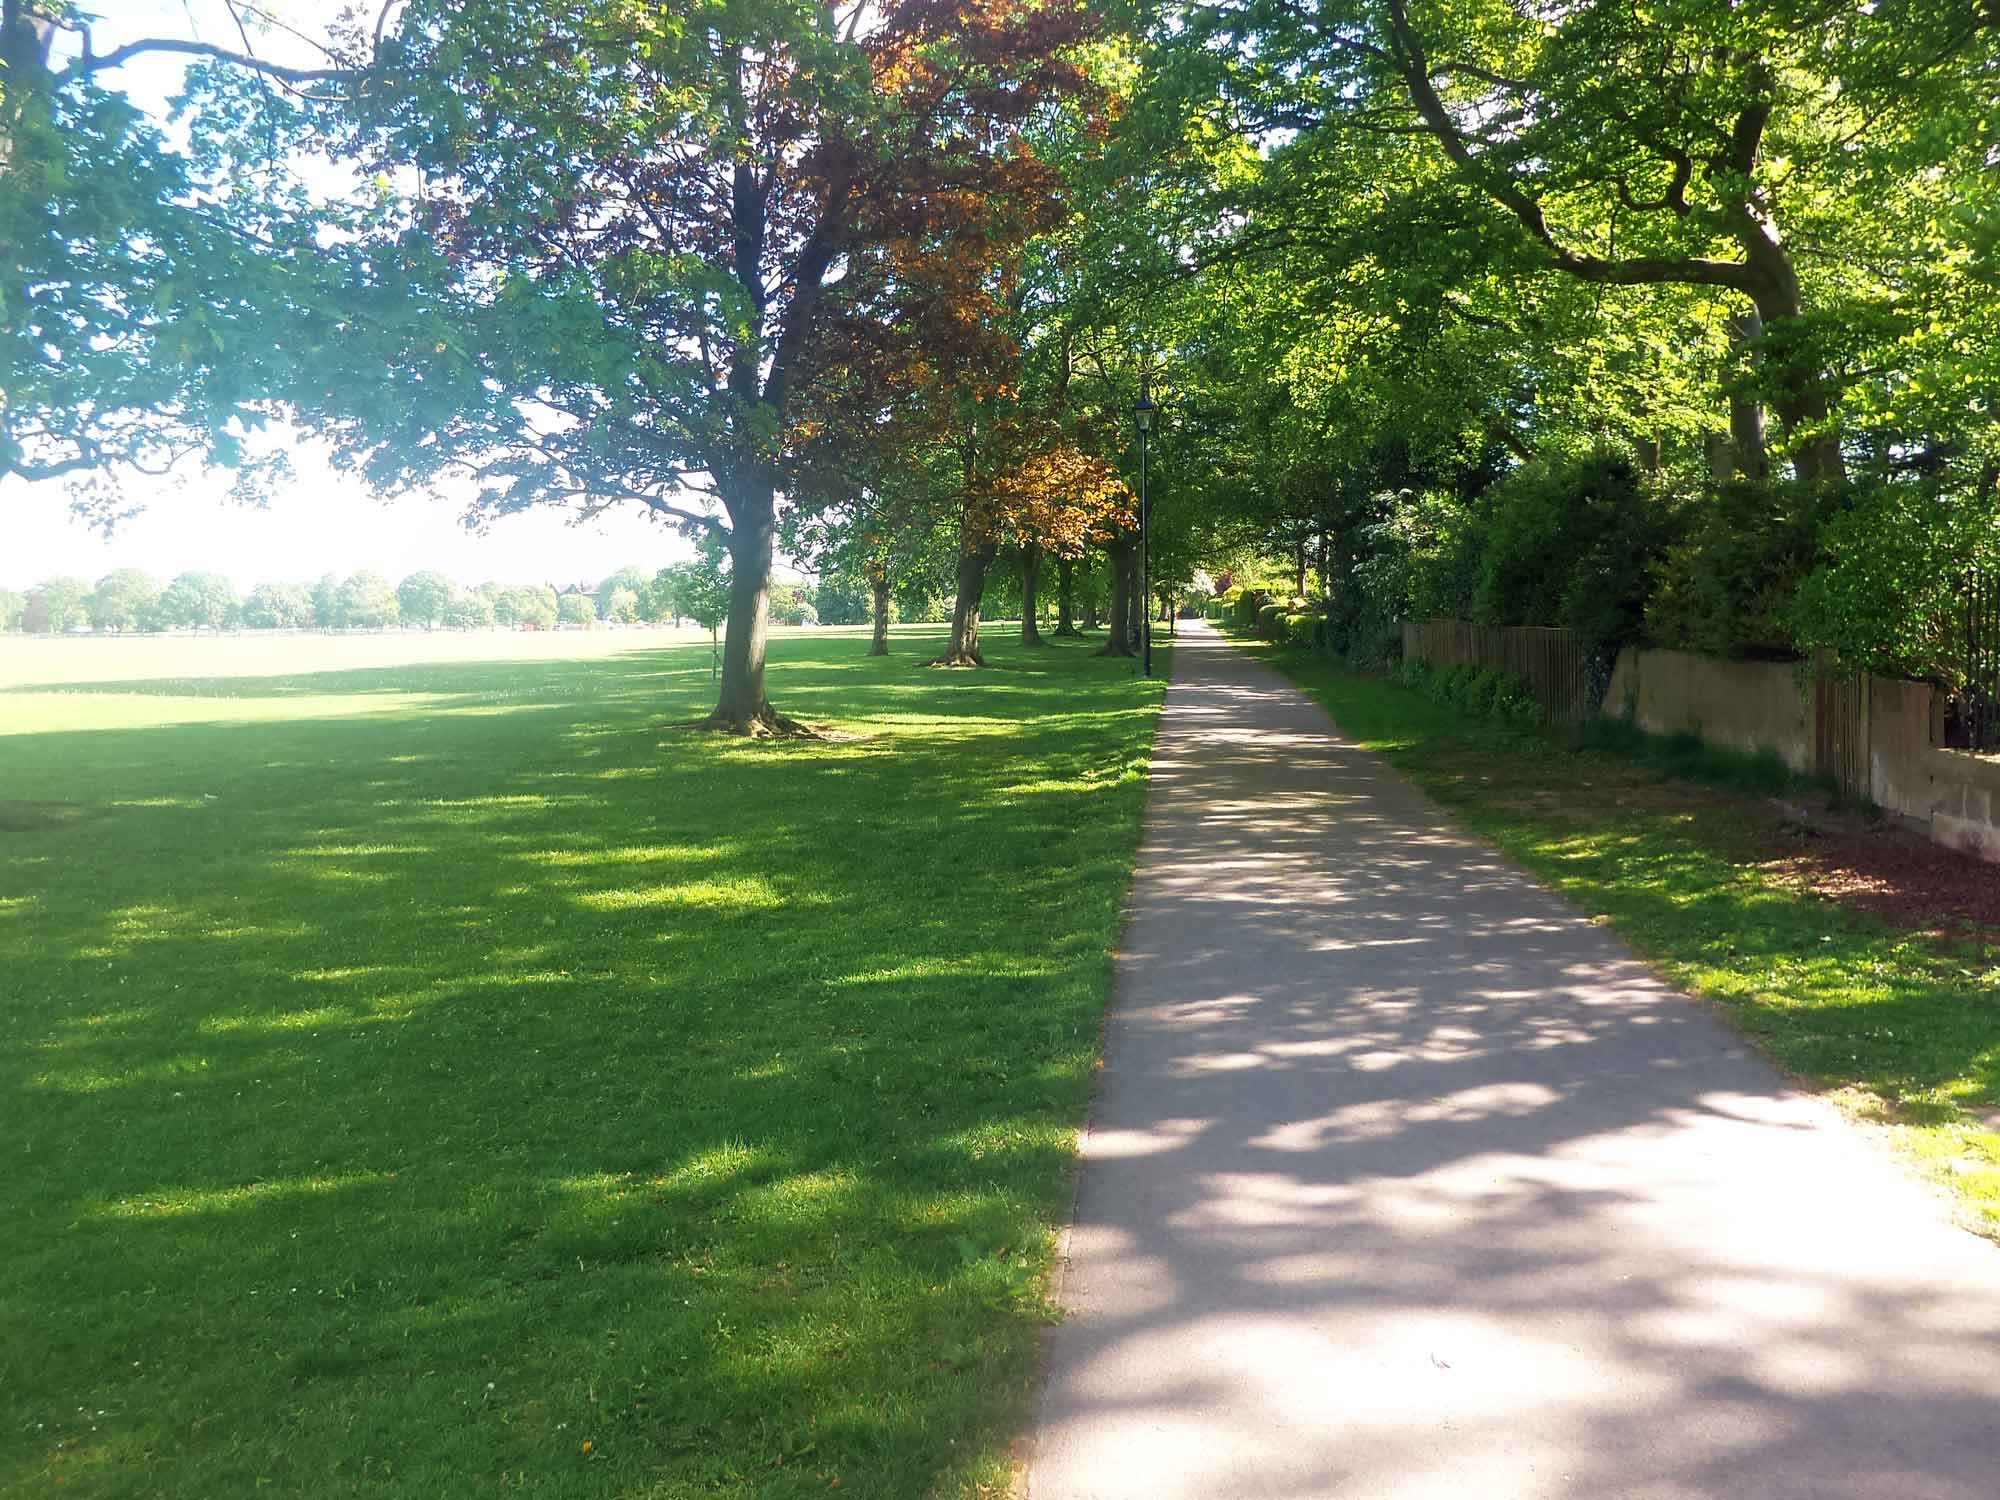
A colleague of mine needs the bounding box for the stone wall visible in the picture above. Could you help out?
[1604,646,2000,866]
[1602,649,1814,771]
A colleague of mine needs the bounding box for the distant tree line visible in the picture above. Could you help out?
[0,566,825,636]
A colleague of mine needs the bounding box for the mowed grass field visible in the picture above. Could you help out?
[1,626,1167,1497]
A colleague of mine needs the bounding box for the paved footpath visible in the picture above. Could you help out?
[1028,622,2000,1500]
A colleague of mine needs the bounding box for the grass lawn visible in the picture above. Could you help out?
[1232,636,2000,1232]
[1,626,1167,1497]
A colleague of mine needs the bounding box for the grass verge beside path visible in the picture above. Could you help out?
[2,630,1167,1498]
[1233,636,2000,1233]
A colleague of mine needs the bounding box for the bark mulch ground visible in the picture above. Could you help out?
[1761,807,2000,944]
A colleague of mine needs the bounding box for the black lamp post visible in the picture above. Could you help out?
[1134,380,1157,677]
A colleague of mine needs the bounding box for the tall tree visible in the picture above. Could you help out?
[86,568,160,632]
[247,0,1103,732]
[20,574,87,632]
[334,570,398,630]
[154,571,237,630]
[397,570,456,629]
[595,566,652,620]
[241,581,316,630]
[1173,0,2000,485]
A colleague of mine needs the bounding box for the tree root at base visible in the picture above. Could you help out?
[674,705,836,740]
[929,649,987,668]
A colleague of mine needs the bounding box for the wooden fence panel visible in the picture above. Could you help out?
[1813,672,1868,797]
[1400,619,1590,723]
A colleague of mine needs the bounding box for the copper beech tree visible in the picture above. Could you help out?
[928,405,1131,667]
[188,0,1111,733]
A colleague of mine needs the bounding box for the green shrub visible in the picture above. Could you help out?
[1280,611,1325,648]
[1466,669,1511,717]
[1474,453,1687,653]
[1398,658,1544,727]
[1491,676,1542,726]
[1790,482,2000,682]
[1443,666,1478,710]
[1647,478,1844,659]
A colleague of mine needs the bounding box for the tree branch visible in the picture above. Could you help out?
[63,37,355,86]
[764,163,853,411]
[1382,0,1750,293]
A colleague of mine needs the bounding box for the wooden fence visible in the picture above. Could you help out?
[1812,671,1868,797]
[1400,619,1591,723]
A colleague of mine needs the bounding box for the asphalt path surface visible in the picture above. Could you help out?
[1028,621,2000,1500]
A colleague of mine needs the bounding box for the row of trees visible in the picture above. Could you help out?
[7,2,1998,704]
[0,565,825,635]
[3,0,1167,729]
[1105,0,2000,691]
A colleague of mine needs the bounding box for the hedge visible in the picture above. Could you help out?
[1395,658,1543,727]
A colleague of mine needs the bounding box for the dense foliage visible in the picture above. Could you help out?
[7,0,2000,686]
[1115,0,2000,689]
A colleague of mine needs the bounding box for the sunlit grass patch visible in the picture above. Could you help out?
[573,876,790,912]
[0,628,1164,1498]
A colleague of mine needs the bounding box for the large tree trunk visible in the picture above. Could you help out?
[697,481,793,735]
[868,564,890,656]
[1704,431,1734,481]
[0,4,57,174]
[935,539,996,667]
[1733,190,1845,483]
[1020,541,1045,646]
[1293,540,1307,599]
[1726,309,1771,482]
[1095,539,1135,656]
[1081,554,1100,630]
[1053,554,1079,636]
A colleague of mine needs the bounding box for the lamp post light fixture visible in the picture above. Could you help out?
[1133,380,1158,677]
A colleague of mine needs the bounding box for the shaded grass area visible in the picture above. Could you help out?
[1574,714,1829,801]
[1,631,1167,1497]
[1237,638,2000,1231]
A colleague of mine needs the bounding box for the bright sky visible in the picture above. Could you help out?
[3,1,726,594]
[3,445,698,593]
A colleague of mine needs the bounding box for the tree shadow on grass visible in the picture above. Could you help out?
[1,631,1165,1498]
